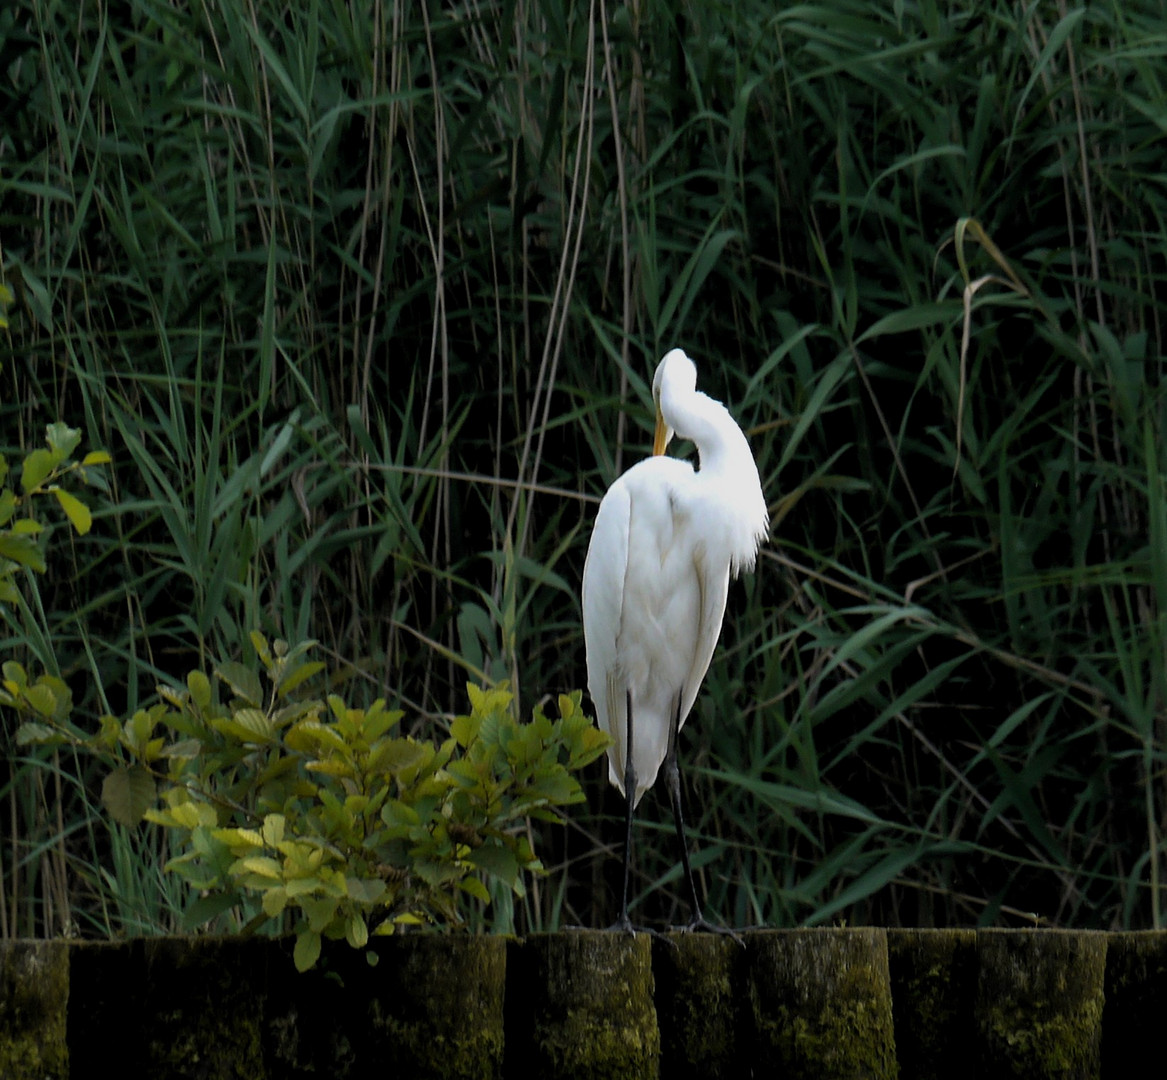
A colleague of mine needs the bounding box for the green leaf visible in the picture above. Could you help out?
[218,707,274,744]
[233,855,283,879]
[451,711,480,748]
[262,886,289,918]
[216,660,263,706]
[373,738,429,775]
[262,814,286,846]
[459,877,491,903]
[359,701,404,742]
[381,800,422,830]
[183,893,241,929]
[213,827,265,851]
[145,799,216,830]
[346,877,388,905]
[187,669,212,709]
[81,450,112,466]
[20,448,55,494]
[44,422,82,460]
[53,488,92,534]
[21,682,59,718]
[288,722,347,760]
[275,659,326,697]
[346,914,369,949]
[101,766,158,826]
[294,930,322,972]
[306,758,355,780]
[0,532,46,572]
[160,737,202,760]
[16,722,65,746]
[128,706,162,752]
[467,843,520,887]
[302,896,341,933]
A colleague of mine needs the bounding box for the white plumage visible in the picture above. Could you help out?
[581,348,767,929]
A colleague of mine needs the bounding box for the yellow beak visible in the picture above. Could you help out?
[652,407,668,456]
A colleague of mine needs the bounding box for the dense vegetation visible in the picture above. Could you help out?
[1,0,1165,940]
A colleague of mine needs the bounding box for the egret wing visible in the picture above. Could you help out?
[581,480,632,793]
[676,547,731,733]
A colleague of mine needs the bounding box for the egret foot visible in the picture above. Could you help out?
[675,913,746,946]
[606,915,676,945]
[606,912,641,934]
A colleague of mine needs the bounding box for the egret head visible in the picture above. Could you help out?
[652,348,697,455]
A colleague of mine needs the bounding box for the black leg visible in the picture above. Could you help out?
[663,690,704,920]
[612,690,637,932]
[664,692,742,941]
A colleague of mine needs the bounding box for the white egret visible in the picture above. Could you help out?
[581,348,768,931]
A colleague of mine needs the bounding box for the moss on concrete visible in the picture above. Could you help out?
[976,929,1106,1079]
[45,928,1167,1077]
[146,938,267,1078]
[746,928,898,1080]
[652,932,743,1080]
[507,931,659,1080]
[70,934,506,1079]
[364,935,506,1080]
[886,929,976,1080]
[253,933,508,1079]
[0,940,69,1080]
[68,937,271,1080]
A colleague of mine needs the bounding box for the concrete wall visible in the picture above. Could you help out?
[1,928,1164,1078]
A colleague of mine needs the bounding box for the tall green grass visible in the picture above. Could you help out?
[1,0,1165,936]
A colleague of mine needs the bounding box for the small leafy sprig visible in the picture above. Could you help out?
[0,422,110,603]
[1,423,108,733]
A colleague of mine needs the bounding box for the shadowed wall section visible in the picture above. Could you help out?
[0,929,1163,1079]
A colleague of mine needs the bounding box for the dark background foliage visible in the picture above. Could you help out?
[1,0,1165,937]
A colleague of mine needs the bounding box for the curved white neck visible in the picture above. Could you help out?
[660,384,752,475]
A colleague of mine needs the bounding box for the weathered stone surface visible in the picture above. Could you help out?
[365,934,506,1080]
[0,939,69,1080]
[67,934,507,1080]
[653,932,745,1080]
[506,930,659,1080]
[745,928,898,1080]
[976,929,1106,1080]
[261,933,506,1079]
[68,937,271,1080]
[887,928,976,1080]
[26,929,1167,1078]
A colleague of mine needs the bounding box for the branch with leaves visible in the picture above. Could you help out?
[0,422,110,602]
[17,631,608,970]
